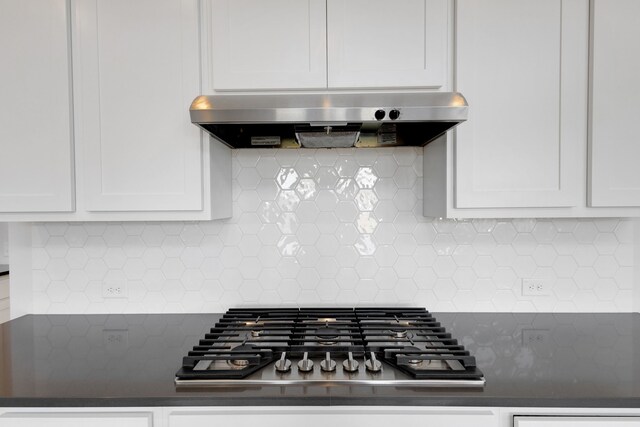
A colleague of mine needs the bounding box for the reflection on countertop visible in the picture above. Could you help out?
[0,312,639,407]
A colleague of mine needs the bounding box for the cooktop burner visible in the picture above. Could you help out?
[175,307,485,387]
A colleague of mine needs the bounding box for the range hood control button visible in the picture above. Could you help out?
[389,109,400,120]
[374,109,386,121]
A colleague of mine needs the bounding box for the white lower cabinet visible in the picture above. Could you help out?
[167,407,499,427]
[515,417,640,427]
[0,412,152,427]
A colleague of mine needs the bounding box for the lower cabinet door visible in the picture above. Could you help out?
[515,416,640,427]
[169,408,498,427]
[0,412,152,427]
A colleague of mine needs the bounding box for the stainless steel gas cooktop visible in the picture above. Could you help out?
[175,307,485,388]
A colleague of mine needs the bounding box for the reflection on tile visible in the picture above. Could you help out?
[27,148,636,314]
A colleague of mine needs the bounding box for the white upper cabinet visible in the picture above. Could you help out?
[73,0,204,212]
[327,0,449,89]
[208,0,327,91]
[0,0,74,213]
[454,0,587,209]
[589,0,640,207]
[206,0,449,91]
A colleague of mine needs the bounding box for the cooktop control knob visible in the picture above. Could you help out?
[389,109,400,120]
[342,352,359,373]
[274,352,291,373]
[374,109,386,121]
[320,352,337,372]
[297,352,314,373]
[365,352,382,373]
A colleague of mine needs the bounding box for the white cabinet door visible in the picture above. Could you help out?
[169,408,498,427]
[208,0,327,91]
[589,0,640,207]
[327,0,449,89]
[0,0,74,213]
[515,416,640,427]
[0,412,152,427]
[454,0,587,209]
[73,0,203,212]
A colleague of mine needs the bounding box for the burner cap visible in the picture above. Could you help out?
[389,328,408,338]
[228,344,256,367]
[316,326,339,344]
[402,346,423,365]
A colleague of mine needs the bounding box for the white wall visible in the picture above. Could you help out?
[12,148,637,314]
[0,222,9,264]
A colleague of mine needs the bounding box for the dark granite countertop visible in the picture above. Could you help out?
[0,265,8,277]
[0,312,639,408]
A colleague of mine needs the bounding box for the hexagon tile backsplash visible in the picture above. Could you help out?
[30,148,636,314]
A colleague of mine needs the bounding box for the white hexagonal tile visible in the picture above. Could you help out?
[276,167,299,189]
[492,222,517,244]
[103,225,127,247]
[123,258,146,280]
[64,225,88,247]
[393,166,417,189]
[354,234,376,256]
[574,222,599,244]
[256,156,280,179]
[141,225,165,247]
[532,221,557,243]
[334,156,359,178]
[277,235,301,257]
[181,246,205,268]
[392,189,416,211]
[594,233,619,255]
[256,224,281,246]
[472,256,498,278]
[433,256,456,278]
[394,234,417,256]
[295,178,318,201]
[65,248,88,270]
[316,167,339,189]
[393,148,418,166]
[104,248,127,269]
[393,256,417,279]
[238,257,261,279]
[316,234,339,257]
[162,258,186,280]
[296,201,320,223]
[296,246,321,268]
[238,234,262,257]
[355,257,378,279]
[295,154,320,178]
[256,180,279,201]
[532,245,557,267]
[335,245,359,267]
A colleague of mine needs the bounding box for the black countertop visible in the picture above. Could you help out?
[0,265,8,277]
[0,312,639,408]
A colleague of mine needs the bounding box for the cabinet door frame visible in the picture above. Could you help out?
[72,0,203,212]
[0,0,75,213]
[327,0,449,89]
[204,0,328,91]
[453,0,587,209]
[588,0,640,207]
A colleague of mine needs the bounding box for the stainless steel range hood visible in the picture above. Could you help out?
[190,92,468,149]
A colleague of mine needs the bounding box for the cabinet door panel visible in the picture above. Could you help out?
[0,412,151,427]
[455,0,586,208]
[589,0,640,207]
[327,0,448,89]
[515,416,640,427]
[209,0,327,90]
[0,0,74,213]
[74,0,203,212]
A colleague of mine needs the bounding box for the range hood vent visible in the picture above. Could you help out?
[190,92,468,149]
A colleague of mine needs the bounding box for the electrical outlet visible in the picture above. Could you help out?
[522,278,550,296]
[102,279,128,298]
[103,329,129,355]
[522,329,550,346]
